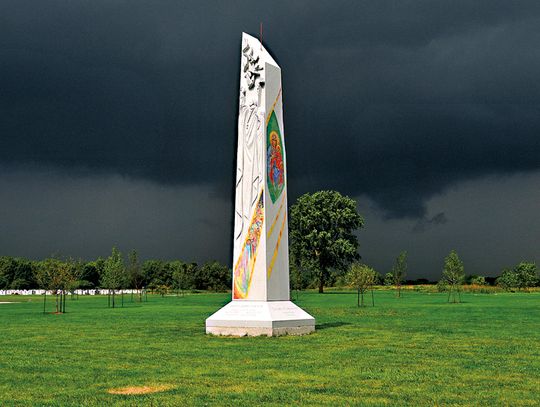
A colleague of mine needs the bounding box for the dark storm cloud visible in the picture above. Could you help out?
[358,171,540,277]
[412,212,447,233]
[0,166,232,263]
[2,0,540,218]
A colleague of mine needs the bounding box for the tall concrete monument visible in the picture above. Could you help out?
[205,33,315,336]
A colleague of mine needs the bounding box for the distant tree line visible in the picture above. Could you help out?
[2,249,537,303]
[0,250,231,294]
[496,262,539,291]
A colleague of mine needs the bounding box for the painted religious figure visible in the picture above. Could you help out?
[266,111,285,203]
[234,40,265,243]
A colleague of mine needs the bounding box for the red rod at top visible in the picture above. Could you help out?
[260,22,263,49]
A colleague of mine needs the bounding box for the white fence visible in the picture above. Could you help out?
[0,289,142,296]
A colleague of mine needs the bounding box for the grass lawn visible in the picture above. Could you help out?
[0,290,539,406]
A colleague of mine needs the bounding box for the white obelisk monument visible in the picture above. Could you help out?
[205,33,315,336]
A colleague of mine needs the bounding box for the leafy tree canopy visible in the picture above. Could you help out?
[101,247,126,291]
[441,250,465,303]
[346,263,377,307]
[289,190,364,293]
[391,250,408,297]
[497,262,538,291]
[513,262,538,289]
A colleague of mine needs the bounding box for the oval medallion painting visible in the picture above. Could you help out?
[266,111,285,203]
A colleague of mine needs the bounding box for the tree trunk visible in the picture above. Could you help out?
[361,289,364,307]
[317,266,325,293]
[371,289,375,307]
[55,292,59,313]
[121,291,124,307]
[112,291,115,308]
[357,288,360,307]
[43,292,47,314]
[108,292,110,308]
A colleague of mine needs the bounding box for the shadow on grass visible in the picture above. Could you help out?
[316,321,351,330]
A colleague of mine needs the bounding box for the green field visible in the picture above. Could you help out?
[1,291,539,406]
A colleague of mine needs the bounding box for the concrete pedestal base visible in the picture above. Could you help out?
[205,300,315,337]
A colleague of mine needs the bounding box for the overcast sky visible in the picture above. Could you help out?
[1,1,539,279]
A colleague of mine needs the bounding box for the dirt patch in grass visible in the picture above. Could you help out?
[0,302,17,304]
[107,384,175,395]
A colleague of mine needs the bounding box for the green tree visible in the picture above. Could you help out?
[34,260,53,313]
[373,271,383,286]
[64,259,83,302]
[142,260,170,291]
[391,251,408,297]
[36,257,62,313]
[497,268,518,291]
[513,262,538,290]
[497,263,538,291]
[289,190,364,293]
[436,279,448,293]
[171,261,190,296]
[127,250,144,301]
[289,249,317,297]
[155,285,169,297]
[79,259,103,288]
[198,261,231,292]
[470,275,486,285]
[441,250,464,303]
[0,257,36,289]
[183,263,198,290]
[290,263,303,301]
[346,263,377,307]
[101,247,126,308]
[35,257,78,313]
[383,272,394,286]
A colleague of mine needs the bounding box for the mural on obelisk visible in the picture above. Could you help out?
[264,62,289,301]
[233,33,289,301]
